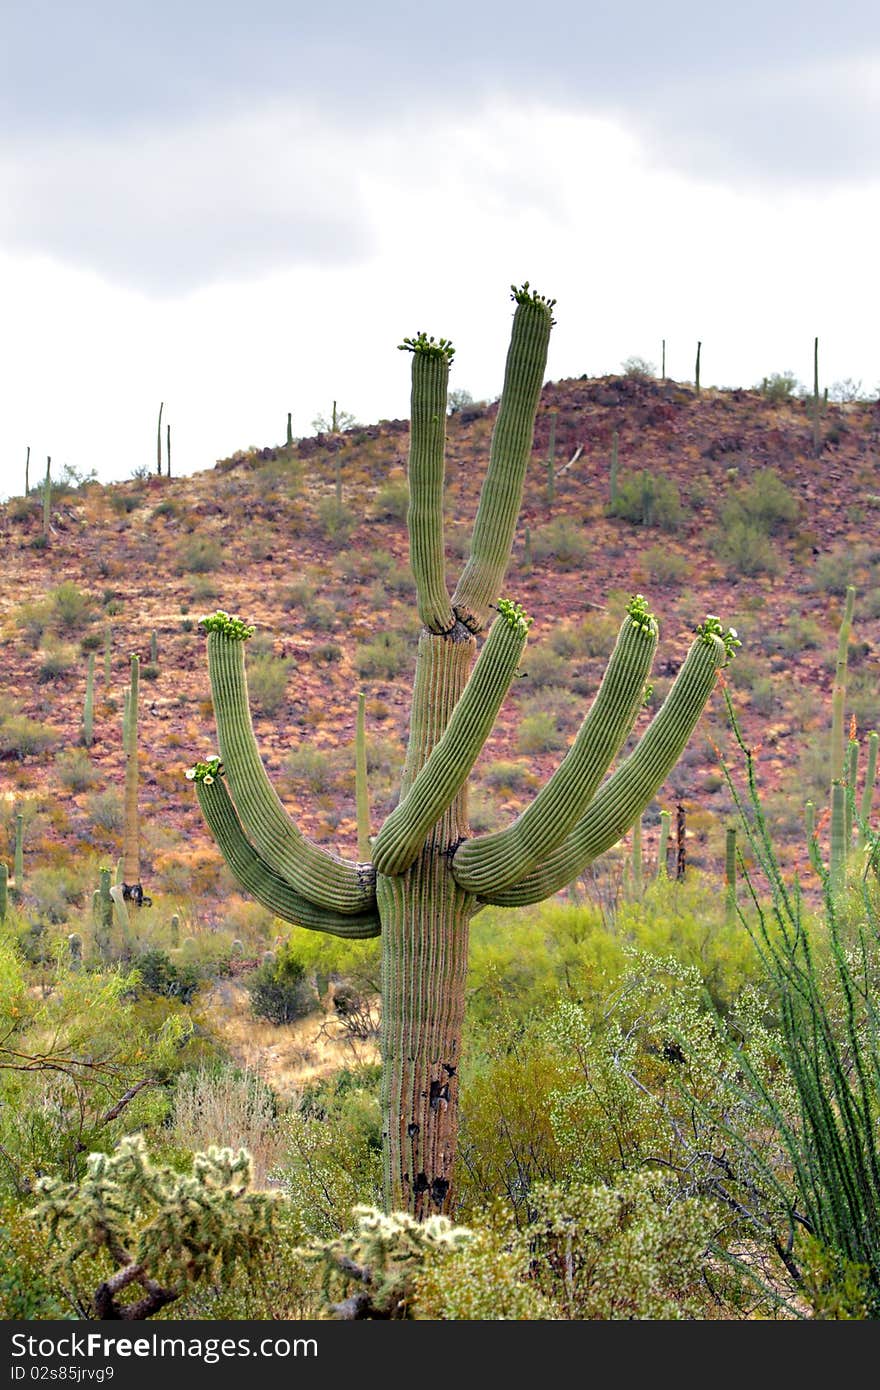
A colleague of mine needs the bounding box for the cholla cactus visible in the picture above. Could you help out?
[33,1134,276,1320]
[191,286,731,1217]
[303,1203,474,1319]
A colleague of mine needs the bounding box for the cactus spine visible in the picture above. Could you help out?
[82,652,95,747]
[192,286,729,1218]
[356,692,372,862]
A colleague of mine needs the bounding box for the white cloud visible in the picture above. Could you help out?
[1,101,877,503]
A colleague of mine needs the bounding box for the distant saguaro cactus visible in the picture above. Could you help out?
[191,286,733,1218]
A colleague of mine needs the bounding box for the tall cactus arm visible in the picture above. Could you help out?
[202,614,375,914]
[371,602,531,876]
[478,627,729,906]
[195,771,380,938]
[400,333,456,634]
[451,286,554,633]
[452,598,659,897]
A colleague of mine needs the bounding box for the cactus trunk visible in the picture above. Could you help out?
[378,627,476,1214]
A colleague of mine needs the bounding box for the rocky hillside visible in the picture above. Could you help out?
[1,372,878,915]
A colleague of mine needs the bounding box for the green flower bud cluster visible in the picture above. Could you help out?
[496,597,532,633]
[696,615,741,662]
[398,332,456,361]
[627,593,657,635]
[185,755,223,784]
[510,282,557,322]
[199,611,255,641]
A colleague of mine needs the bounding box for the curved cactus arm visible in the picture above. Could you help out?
[202,614,375,914]
[400,334,456,634]
[452,599,659,897]
[451,286,554,633]
[371,602,531,876]
[478,629,728,906]
[196,775,380,938]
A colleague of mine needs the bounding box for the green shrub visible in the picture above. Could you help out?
[246,653,292,716]
[516,710,567,754]
[37,642,77,683]
[55,748,99,792]
[248,946,316,1025]
[532,518,589,569]
[761,371,799,401]
[610,471,684,531]
[136,948,200,1004]
[479,759,535,793]
[354,631,412,680]
[517,643,570,690]
[643,545,691,585]
[85,788,125,833]
[47,581,96,632]
[373,480,409,520]
[721,469,799,536]
[176,536,224,573]
[283,745,339,795]
[317,497,358,546]
[716,521,781,577]
[0,713,59,758]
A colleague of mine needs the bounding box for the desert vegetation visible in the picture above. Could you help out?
[1,290,880,1320]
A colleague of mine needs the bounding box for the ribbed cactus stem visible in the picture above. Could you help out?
[355,692,372,861]
[452,603,658,896]
[82,652,95,747]
[610,429,619,506]
[845,737,859,852]
[203,618,374,913]
[0,863,7,921]
[196,778,380,937]
[656,808,670,879]
[830,779,846,899]
[94,868,113,947]
[13,813,23,896]
[479,631,727,906]
[286,412,293,447]
[402,338,455,632]
[631,813,643,897]
[725,825,737,924]
[122,655,141,891]
[858,731,879,848]
[451,287,554,632]
[805,799,815,842]
[831,586,855,782]
[546,409,557,504]
[372,606,530,877]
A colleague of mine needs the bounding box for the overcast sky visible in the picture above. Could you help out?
[1,1,878,500]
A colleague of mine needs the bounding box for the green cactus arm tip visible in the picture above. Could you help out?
[398,331,455,362]
[495,597,532,634]
[478,629,725,906]
[510,282,557,321]
[199,611,256,641]
[695,614,741,664]
[196,777,379,938]
[452,606,658,896]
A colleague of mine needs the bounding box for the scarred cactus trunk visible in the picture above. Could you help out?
[191,286,733,1216]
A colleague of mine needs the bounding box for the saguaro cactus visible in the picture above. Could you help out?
[191,286,732,1217]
